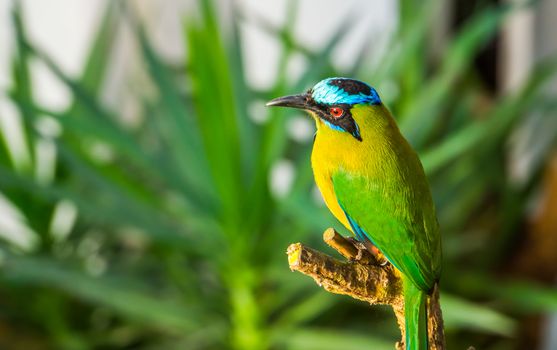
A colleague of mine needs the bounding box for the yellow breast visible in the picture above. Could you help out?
[311,148,351,230]
[310,104,395,232]
[311,123,361,231]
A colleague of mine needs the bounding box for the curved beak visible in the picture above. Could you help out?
[266,93,308,110]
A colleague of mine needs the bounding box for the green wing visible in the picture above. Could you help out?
[332,171,440,291]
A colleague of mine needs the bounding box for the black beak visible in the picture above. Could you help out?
[266,93,308,110]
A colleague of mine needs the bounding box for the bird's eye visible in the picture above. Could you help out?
[329,107,344,118]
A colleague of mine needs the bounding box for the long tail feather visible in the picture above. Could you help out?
[404,277,428,350]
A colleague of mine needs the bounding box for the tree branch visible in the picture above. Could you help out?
[286,228,445,350]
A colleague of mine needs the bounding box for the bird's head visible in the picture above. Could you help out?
[266,77,382,142]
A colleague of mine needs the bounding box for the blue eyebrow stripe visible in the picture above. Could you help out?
[311,78,381,105]
[322,119,361,139]
[323,120,345,132]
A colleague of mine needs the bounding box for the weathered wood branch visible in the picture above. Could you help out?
[287,228,445,349]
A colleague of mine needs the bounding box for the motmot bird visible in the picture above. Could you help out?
[267,78,441,350]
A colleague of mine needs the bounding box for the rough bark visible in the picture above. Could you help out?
[286,228,445,349]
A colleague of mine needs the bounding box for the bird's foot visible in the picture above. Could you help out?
[344,238,375,265]
[364,242,390,266]
[347,237,389,266]
[322,228,388,266]
[377,255,389,266]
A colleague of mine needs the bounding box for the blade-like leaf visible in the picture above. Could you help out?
[1,254,206,333]
[442,293,516,336]
[421,57,557,174]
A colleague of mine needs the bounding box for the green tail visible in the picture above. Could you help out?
[404,277,428,350]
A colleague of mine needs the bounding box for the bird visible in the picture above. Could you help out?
[267,77,441,350]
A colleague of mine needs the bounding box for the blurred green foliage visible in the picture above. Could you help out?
[1,0,557,349]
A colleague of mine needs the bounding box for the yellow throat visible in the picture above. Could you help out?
[310,104,404,232]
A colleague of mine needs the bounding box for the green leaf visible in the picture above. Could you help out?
[185,2,244,230]
[421,57,557,174]
[401,4,512,146]
[1,254,205,333]
[457,273,557,314]
[67,1,119,112]
[275,328,393,350]
[6,2,35,172]
[135,21,216,205]
[441,293,516,336]
[273,291,336,328]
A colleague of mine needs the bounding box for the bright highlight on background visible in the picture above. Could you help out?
[0,0,556,349]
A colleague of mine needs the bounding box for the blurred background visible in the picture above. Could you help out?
[0,0,556,349]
